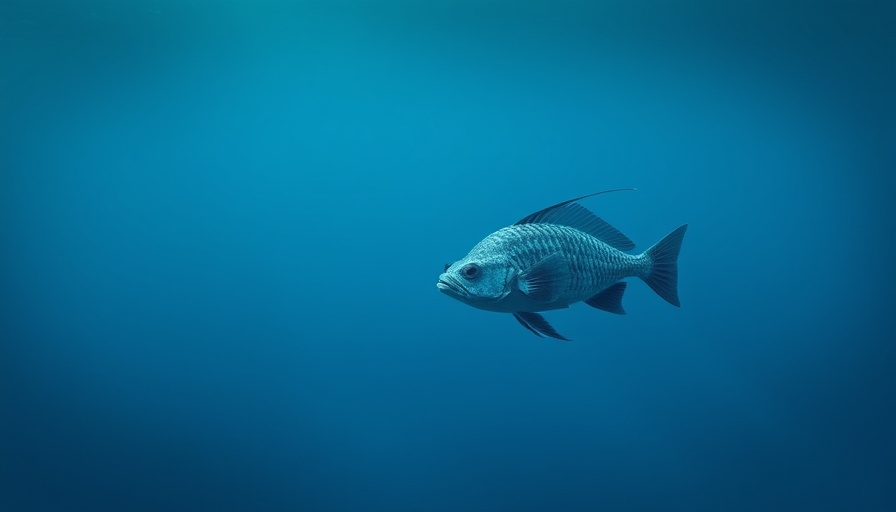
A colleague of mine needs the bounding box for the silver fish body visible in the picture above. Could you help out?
[437,190,687,340]
[445,224,647,312]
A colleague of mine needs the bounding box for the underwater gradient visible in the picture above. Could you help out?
[1,1,894,511]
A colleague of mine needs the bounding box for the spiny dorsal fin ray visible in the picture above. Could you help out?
[514,189,637,251]
[513,312,570,341]
[523,203,635,251]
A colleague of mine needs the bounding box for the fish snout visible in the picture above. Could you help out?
[437,272,452,291]
[437,273,464,297]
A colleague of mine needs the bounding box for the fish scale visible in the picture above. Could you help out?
[484,224,637,304]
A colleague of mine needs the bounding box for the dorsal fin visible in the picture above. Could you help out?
[515,189,636,251]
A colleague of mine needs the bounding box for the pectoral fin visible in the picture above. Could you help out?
[513,312,571,341]
[518,252,569,303]
[585,282,627,314]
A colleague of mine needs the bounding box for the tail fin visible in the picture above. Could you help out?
[641,225,688,307]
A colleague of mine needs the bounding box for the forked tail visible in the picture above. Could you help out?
[641,225,688,307]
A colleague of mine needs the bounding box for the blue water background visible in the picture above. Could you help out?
[1,1,894,510]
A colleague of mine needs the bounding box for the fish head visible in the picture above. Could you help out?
[437,254,514,309]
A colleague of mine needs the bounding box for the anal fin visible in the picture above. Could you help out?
[585,282,627,315]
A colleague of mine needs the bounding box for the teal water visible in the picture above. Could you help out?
[1,1,894,511]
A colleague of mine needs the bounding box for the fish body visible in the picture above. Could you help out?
[440,223,647,313]
[437,190,687,340]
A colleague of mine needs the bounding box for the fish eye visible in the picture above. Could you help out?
[461,263,480,279]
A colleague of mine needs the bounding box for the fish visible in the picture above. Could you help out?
[437,190,687,340]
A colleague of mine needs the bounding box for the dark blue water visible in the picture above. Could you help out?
[2,1,894,510]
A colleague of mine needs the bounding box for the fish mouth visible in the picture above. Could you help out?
[436,275,467,298]
[436,279,457,292]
